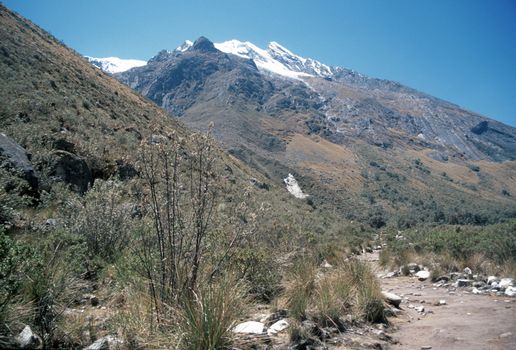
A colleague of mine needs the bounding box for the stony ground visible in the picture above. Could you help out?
[364,252,516,350]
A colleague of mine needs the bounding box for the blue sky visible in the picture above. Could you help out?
[4,0,516,126]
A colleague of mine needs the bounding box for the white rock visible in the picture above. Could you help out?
[283,173,309,199]
[505,286,516,297]
[233,321,265,334]
[415,305,425,313]
[439,299,447,305]
[499,278,513,289]
[487,276,499,285]
[320,259,332,268]
[382,291,402,307]
[17,325,42,349]
[267,319,289,335]
[84,335,122,350]
[416,270,430,281]
[472,288,481,295]
[463,267,472,275]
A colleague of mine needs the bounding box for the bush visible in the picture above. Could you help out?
[64,180,133,262]
[0,228,33,332]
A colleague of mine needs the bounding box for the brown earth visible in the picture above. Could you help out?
[365,252,516,350]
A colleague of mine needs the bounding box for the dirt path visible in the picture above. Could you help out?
[364,252,516,350]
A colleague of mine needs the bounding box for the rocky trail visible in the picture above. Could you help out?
[363,251,516,350]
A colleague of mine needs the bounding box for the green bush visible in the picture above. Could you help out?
[0,228,33,332]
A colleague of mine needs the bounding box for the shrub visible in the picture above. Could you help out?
[0,228,33,332]
[64,180,133,262]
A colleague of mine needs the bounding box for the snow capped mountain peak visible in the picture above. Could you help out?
[213,39,334,80]
[175,40,193,52]
[214,39,312,80]
[267,41,306,64]
[86,56,146,74]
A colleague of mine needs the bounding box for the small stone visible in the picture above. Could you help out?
[456,279,472,287]
[382,291,402,308]
[505,286,516,297]
[463,267,472,275]
[16,325,42,349]
[320,259,332,268]
[472,288,481,295]
[416,306,425,313]
[500,278,514,289]
[439,299,446,305]
[84,335,122,350]
[421,346,432,350]
[233,321,265,334]
[499,332,512,338]
[416,270,430,281]
[487,276,499,285]
[45,218,57,226]
[267,319,289,335]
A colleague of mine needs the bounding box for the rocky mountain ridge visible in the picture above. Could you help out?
[109,36,516,224]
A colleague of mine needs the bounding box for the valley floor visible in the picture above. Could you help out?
[365,252,516,350]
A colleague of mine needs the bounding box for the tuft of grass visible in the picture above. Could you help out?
[284,257,317,320]
[344,259,386,323]
[178,278,246,350]
[314,270,352,326]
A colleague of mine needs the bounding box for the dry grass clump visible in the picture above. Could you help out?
[285,257,318,320]
[283,257,386,326]
[178,277,246,350]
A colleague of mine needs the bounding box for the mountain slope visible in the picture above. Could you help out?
[0,7,328,232]
[114,37,516,225]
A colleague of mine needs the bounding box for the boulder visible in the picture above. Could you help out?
[267,319,289,335]
[16,325,42,349]
[233,321,265,334]
[48,150,92,193]
[0,133,39,191]
[416,270,430,281]
[382,291,402,308]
